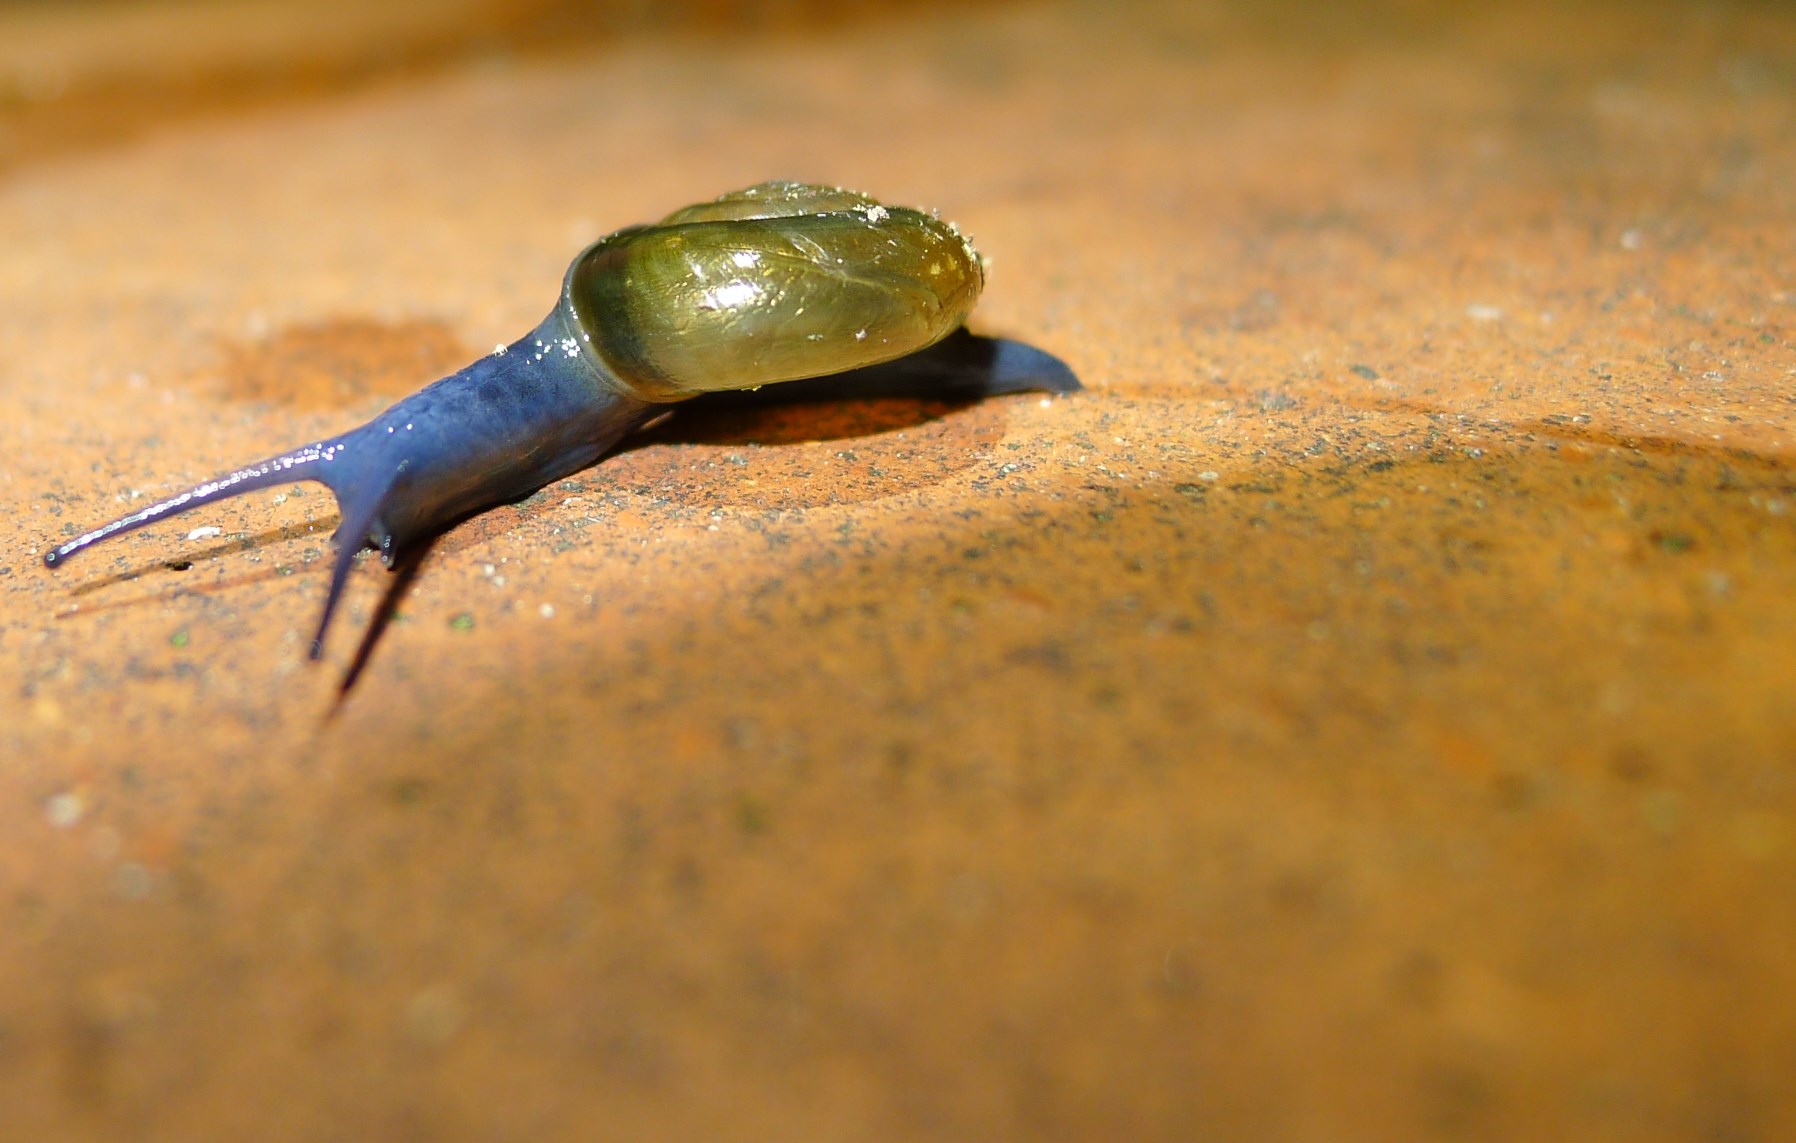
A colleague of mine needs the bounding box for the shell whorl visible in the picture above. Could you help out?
[562,181,985,403]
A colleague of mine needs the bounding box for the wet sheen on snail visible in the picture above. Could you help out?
[45,181,1072,659]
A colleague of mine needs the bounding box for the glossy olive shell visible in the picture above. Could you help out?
[564,181,985,401]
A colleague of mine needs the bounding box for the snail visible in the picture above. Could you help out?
[45,182,1078,661]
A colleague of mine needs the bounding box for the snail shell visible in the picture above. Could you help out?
[567,181,984,400]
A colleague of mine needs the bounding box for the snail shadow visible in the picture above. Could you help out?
[335,540,433,701]
[53,332,1081,703]
[624,328,1082,450]
[337,332,1081,700]
[62,520,330,600]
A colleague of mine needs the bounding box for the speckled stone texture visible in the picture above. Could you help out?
[2,1,1793,1139]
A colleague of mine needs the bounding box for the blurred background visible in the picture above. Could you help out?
[1,1,1793,1141]
[0,0,1000,172]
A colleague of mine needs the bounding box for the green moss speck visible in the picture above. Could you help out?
[735,793,771,836]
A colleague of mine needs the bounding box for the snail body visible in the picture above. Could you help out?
[45,182,1068,660]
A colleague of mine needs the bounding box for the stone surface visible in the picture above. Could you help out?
[1,1,1793,1139]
